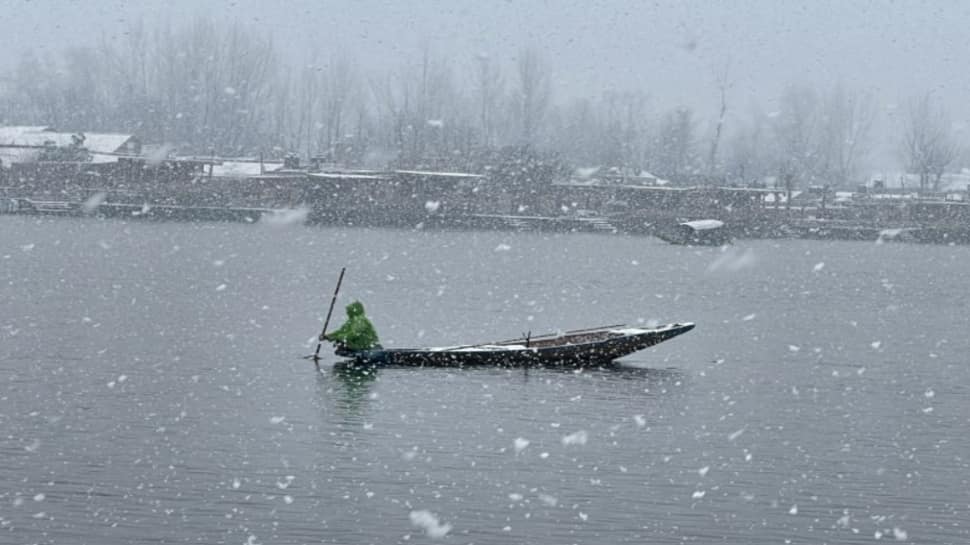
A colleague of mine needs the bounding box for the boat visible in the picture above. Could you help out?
[877,227,921,243]
[333,322,695,368]
[655,219,731,246]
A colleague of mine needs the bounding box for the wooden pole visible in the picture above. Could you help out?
[311,267,346,364]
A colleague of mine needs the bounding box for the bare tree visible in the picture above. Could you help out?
[514,47,551,146]
[604,91,649,170]
[817,83,876,188]
[546,97,599,165]
[770,84,822,207]
[900,93,958,195]
[9,50,61,126]
[367,45,458,167]
[322,53,357,159]
[294,63,321,157]
[725,102,771,185]
[1,14,936,183]
[268,72,295,153]
[86,18,277,153]
[651,107,696,181]
[707,59,732,176]
[474,53,504,148]
[368,72,404,156]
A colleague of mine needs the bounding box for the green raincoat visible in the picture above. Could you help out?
[324,301,381,351]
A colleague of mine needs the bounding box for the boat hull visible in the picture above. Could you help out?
[335,323,695,368]
[654,219,730,246]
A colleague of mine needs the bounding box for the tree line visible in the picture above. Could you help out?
[0,18,961,192]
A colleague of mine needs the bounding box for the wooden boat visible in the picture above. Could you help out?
[334,322,695,368]
[655,219,731,246]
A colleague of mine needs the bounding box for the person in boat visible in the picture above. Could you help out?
[322,300,382,352]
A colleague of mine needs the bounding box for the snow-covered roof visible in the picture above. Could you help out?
[574,166,661,180]
[211,161,284,177]
[610,183,685,191]
[555,178,599,187]
[834,191,855,203]
[554,180,691,191]
[90,152,122,164]
[0,126,137,155]
[0,127,54,165]
[867,192,919,201]
[0,147,38,165]
[713,186,778,193]
[1,149,128,166]
[680,219,724,231]
[0,126,53,140]
[81,133,139,154]
[869,171,970,193]
[309,172,389,181]
[764,191,803,203]
[395,170,485,179]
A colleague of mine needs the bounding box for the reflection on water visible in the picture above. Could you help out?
[329,360,379,390]
[327,360,686,396]
[317,362,379,427]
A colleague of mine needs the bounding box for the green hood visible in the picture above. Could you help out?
[328,300,380,351]
[346,301,365,318]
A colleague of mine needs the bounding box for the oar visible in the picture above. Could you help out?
[306,267,346,364]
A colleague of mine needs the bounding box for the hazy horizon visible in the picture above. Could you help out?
[3,0,970,171]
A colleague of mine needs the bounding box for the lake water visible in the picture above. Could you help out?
[2,216,968,544]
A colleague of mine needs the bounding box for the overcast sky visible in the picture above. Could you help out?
[3,0,969,167]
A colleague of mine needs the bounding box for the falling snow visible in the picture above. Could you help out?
[3,19,970,540]
[561,430,588,446]
[409,510,452,539]
[81,192,107,213]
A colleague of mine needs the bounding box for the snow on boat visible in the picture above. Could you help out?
[655,219,731,246]
[334,322,695,368]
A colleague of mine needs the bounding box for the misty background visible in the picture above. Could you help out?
[2,0,969,187]
[5,4,970,543]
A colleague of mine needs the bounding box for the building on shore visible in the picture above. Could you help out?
[4,125,970,243]
[0,126,140,165]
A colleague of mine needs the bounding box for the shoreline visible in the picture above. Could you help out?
[3,195,969,245]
